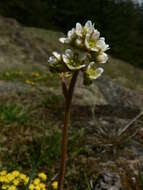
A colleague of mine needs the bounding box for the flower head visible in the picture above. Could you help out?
[12,171,20,177]
[48,52,66,73]
[51,181,58,190]
[62,49,87,70]
[38,173,47,181]
[86,62,104,80]
[59,28,76,44]
[49,20,109,84]
[96,37,110,52]
[85,30,100,51]
[83,62,104,85]
[97,52,108,64]
[0,170,7,176]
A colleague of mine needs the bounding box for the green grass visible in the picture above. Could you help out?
[0,103,29,125]
[0,69,60,87]
[41,94,64,108]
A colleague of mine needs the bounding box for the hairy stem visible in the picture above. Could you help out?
[58,71,79,190]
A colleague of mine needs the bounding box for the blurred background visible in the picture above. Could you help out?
[0,0,143,68]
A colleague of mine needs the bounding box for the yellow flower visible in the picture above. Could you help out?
[0,176,6,182]
[33,178,40,185]
[25,80,30,84]
[8,185,16,190]
[39,183,46,190]
[35,185,40,190]
[0,170,7,176]
[29,184,35,190]
[25,80,35,85]
[13,179,20,186]
[51,181,58,190]
[25,80,31,85]
[19,173,28,181]
[6,173,15,182]
[2,185,8,190]
[24,177,29,185]
[12,171,20,177]
[32,72,40,78]
[38,173,47,181]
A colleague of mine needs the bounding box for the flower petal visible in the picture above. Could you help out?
[75,23,82,36]
[86,62,103,79]
[96,38,110,52]
[97,53,108,63]
[48,56,57,64]
[89,67,104,79]
[52,52,61,61]
[84,20,94,34]
[62,54,69,64]
[66,63,86,70]
[67,28,76,39]
[59,37,70,44]
[85,20,92,29]
[92,30,100,40]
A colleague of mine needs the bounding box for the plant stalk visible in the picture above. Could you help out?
[58,71,79,190]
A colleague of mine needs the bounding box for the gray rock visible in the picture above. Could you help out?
[95,76,143,109]
[94,172,122,190]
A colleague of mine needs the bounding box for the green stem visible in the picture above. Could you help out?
[58,71,79,190]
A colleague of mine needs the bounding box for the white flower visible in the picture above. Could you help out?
[53,20,109,82]
[62,49,86,70]
[85,30,100,51]
[48,51,61,64]
[86,62,104,79]
[97,52,108,63]
[75,20,94,37]
[96,37,109,52]
[48,51,64,72]
[59,28,76,44]
[48,56,57,65]
[52,51,62,61]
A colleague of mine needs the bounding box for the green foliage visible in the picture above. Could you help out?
[0,103,29,124]
[41,94,64,107]
[39,131,61,167]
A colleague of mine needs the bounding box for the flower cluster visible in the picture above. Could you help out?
[0,170,48,190]
[29,173,47,190]
[0,170,29,190]
[48,20,109,85]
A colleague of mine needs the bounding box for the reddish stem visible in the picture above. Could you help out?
[60,73,68,99]
[58,71,79,190]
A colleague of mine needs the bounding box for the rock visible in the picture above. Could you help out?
[95,76,143,109]
[0,15,59,72]
[74,74,143,115]
[94,172,122,190]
